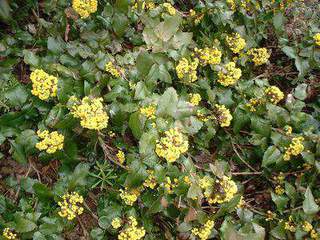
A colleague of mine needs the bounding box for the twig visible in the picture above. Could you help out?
[77,216,90,239]
[232,171,263,176]
[231,141,260,173]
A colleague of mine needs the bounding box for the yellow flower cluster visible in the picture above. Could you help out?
[119,188,140,206]
[105,61,122,78]
[283,137,304,161]
[36,130,64,154]
[70,96,109,130]
[246,98,263,112]
[118,216,146,240]
[193,47,222,66]
[214,104,233,127]
[116,150,125,164]
[189,93,202,106]
[313,33,320,46]
[176,58,199,83]
[302,221,319,239]
[140,104,156,119]
[247,48,270,66]
[58,192,84,221]
[155,128,189,163]
[72,0,97,18]
[265,86,284,104]
[143,170,157,189]
[163,177,178,194]
[284,216,296,232]
[191,220,215,240]
[209,176,238,204]
[2,228,17,240]
[30,69,58,100]
[226,33,246,54]
[162,3,176,15]
[226,0,236,11]
[217,62,242,86]
[112,218,122,229]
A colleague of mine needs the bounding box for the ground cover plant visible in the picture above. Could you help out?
[0,0,320,239]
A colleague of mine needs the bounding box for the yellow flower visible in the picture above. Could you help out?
[191,220,215,240]
[189,93,202,106]
[119,188,140,206]
[226,0,236,11]
[265,210,276,221]
[199,176,214,189]
[140,104,156,119]
[283,137,304,161]
[155,128,189,163]
[214,104,233,127]
[284,125,292,135]
[265,86,284,104]
[143,170,157,189]
[237,196,245,208]
[217,62,242,86]
[302,221,313,232]
[311,229,319,239]
[284,216,296,232]
[313,33,320,46]
[105,61,122,78]
[69,96,109,130]
[2,228,17,240]
[189,9,196,16]
[275,185,284,195]
[112,218,122,229]
[132,0,155,10]
[197,109,210,122]
[72,0,97,18]
[193,47,222,66]
[36,130,64,154]
[116,150,125,164]
[247,48,270,66]
[176,58,199,83]
[162,3,176,15]
[183,176,192,185]
[118,216,146,240]
[58,192,84,221]
[246,98,263,112]
[162,177,178,194]
[226,33,246,54]
[30,69,58,100]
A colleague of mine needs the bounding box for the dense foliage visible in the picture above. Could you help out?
[0,0,320,239]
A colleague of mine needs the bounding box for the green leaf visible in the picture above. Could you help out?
[271,192,288,212]
[233,108,250,134]
[129,112,145,139]
[294,83,308,100]
[134,81,150,100]
[23,50,39,66]
[4,84,28,107]
[157,87,178,117]
[303,187,319,215]
[15,216,37,233]
[115,0,129,13]
[112,13,129,37]
[47,37,64,53]
[155,15,181,42]
[136,52,154,77]
[262,146,282,167]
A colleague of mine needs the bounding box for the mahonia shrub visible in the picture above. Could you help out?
[0,0,320,239]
